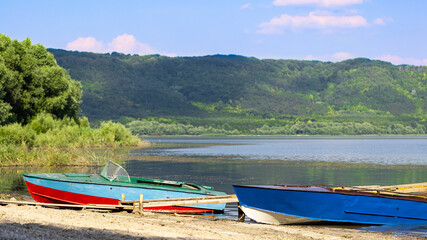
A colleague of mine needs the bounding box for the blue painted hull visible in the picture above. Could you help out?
[233,185,427,225]
[23,174,226,212]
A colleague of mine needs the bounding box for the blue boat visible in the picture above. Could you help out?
[233,183,427,225]
[23,161,226,213]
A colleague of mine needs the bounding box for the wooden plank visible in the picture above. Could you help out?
[120,194,237,205]
[1,194,239,212]
[142,197,238,208]
[1,194,238,211]
[0,200,133,211]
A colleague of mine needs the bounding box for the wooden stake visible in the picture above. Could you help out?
[139,194,143,215]
[238,204,245,221]
[121,193,125,202]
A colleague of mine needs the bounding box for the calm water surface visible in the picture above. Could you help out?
[127,136,427,193]
[1,136,426,237]
[129,136,427,237]
[139,136,427,165]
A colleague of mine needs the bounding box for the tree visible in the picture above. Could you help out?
[0,34,82,124]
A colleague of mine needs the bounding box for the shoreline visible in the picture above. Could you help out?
[139,134,427,137]
[0,199,419,240]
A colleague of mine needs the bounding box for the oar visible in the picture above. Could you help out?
[358,182,427,193]
[313,183,427,198]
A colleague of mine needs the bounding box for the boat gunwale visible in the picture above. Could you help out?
[22,173,224,196]
[232,184,427,203]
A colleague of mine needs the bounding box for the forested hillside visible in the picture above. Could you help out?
[48,49,427,134]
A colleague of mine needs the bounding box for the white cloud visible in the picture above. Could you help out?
[66,37,104,52]
[241,3,250,9]
[332,51,353,60]
[303,55,317,61]
[373,18,385,25]
[273,0,363,7]
[108,34,156,55]
[258,11,368,34]
[303,52,354,62]
[66,34,162,56]
[376,55,427,66]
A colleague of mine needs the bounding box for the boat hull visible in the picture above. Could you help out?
[24,175,226,213]
[240,205,318,224]
[233,185,427,225]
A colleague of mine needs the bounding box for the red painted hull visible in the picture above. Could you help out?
[25,181,214,214]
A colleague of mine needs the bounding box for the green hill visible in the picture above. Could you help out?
[48,49,427,134]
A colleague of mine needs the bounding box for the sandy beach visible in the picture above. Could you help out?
[0,194,421,240]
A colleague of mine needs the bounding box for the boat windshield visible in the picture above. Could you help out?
[100,161,131,182]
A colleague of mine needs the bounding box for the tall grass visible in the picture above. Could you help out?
[0,113,146,166]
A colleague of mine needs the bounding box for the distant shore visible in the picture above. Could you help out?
[0,194,418,240]
[139,134,427,137]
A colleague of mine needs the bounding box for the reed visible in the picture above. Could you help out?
[0,113,147,167]
[0,141,129,167]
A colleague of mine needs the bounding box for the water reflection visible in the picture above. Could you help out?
[0,166,100,195]
[124,159,427,194]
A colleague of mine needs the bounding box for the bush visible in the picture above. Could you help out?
[26,113,141,147]
[30,112,58,134]
[99,121,139,146]
[0,123,35,147]
[0,113,143,166]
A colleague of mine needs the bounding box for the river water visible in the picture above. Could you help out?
[1,136,426,237]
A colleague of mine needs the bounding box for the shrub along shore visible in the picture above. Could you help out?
[125,117,426,136]
[0,113,146,167]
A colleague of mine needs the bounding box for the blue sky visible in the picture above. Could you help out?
[1,0,426,65]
